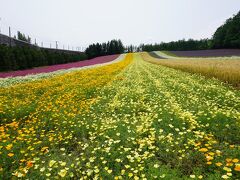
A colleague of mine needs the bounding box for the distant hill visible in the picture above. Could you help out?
[212,11,240,49]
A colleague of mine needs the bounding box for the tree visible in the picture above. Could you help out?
[85,39,125,59]
[17,31,31,43]
[212,11,240,49]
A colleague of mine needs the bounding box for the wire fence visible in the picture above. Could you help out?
[0,18,86,52]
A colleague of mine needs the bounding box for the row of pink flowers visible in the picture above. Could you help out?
[0,55,119,78]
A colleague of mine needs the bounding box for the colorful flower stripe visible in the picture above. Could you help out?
[0,54,126,87]
[0,55,120,78]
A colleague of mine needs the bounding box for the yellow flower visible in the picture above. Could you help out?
[58,169,67,177]
[215,162,222,167]
[49,160,56,167]
[107,169,112,174]
[125,165,130,169]
[60,162,66,166]
[128,173,133,177]
[199,148,208,152]
[134,176,139,180]
[153,164,159,168]
[221,175,229,179]
[40,167,45,172]
[8,153,14,157]
[41,147,49,153]
[209,152,215,156]
[12,171,24,177]
[115,159,121,162]
[223,167,232,172]
[232,158,239,163]
[6,144,13,150]
[190,174,195,178]
[94,169,99,173]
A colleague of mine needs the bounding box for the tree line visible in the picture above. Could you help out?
[85,39,125,59]
[140,39,211,52]
[0,45,87,72]
[140,11,240,52]
[212,11,240,49]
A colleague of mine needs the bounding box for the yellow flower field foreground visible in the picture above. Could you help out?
[0,53,240,179]
[144,52,240,87]
[0,54,132,178]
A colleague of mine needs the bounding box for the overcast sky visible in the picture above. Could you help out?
[0,0,239,49]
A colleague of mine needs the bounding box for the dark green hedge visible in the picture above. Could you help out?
[85,39,124,59]
[0,45,87,72]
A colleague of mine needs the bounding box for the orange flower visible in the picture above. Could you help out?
[226,158,232,163]
[26,161,33,168]
[226,163,233,167]
[195,142,201,146]
[234,164,240,171]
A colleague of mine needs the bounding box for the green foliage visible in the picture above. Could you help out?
[0,45,87,72]
[212,11,240,49]
[140,39,211,52]
[85,39,125,59]
[17,31,31,43]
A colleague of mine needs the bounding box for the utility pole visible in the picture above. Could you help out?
[9,26,11,46]
[50,43,51,48]
[56,41,58,49]
[68,45,69,50]
[9,26,11,37]
[63,45,64,50]
[41,42,43,47]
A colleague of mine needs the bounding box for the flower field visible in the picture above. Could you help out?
[0,55,119,78]
[0,53,240,179]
